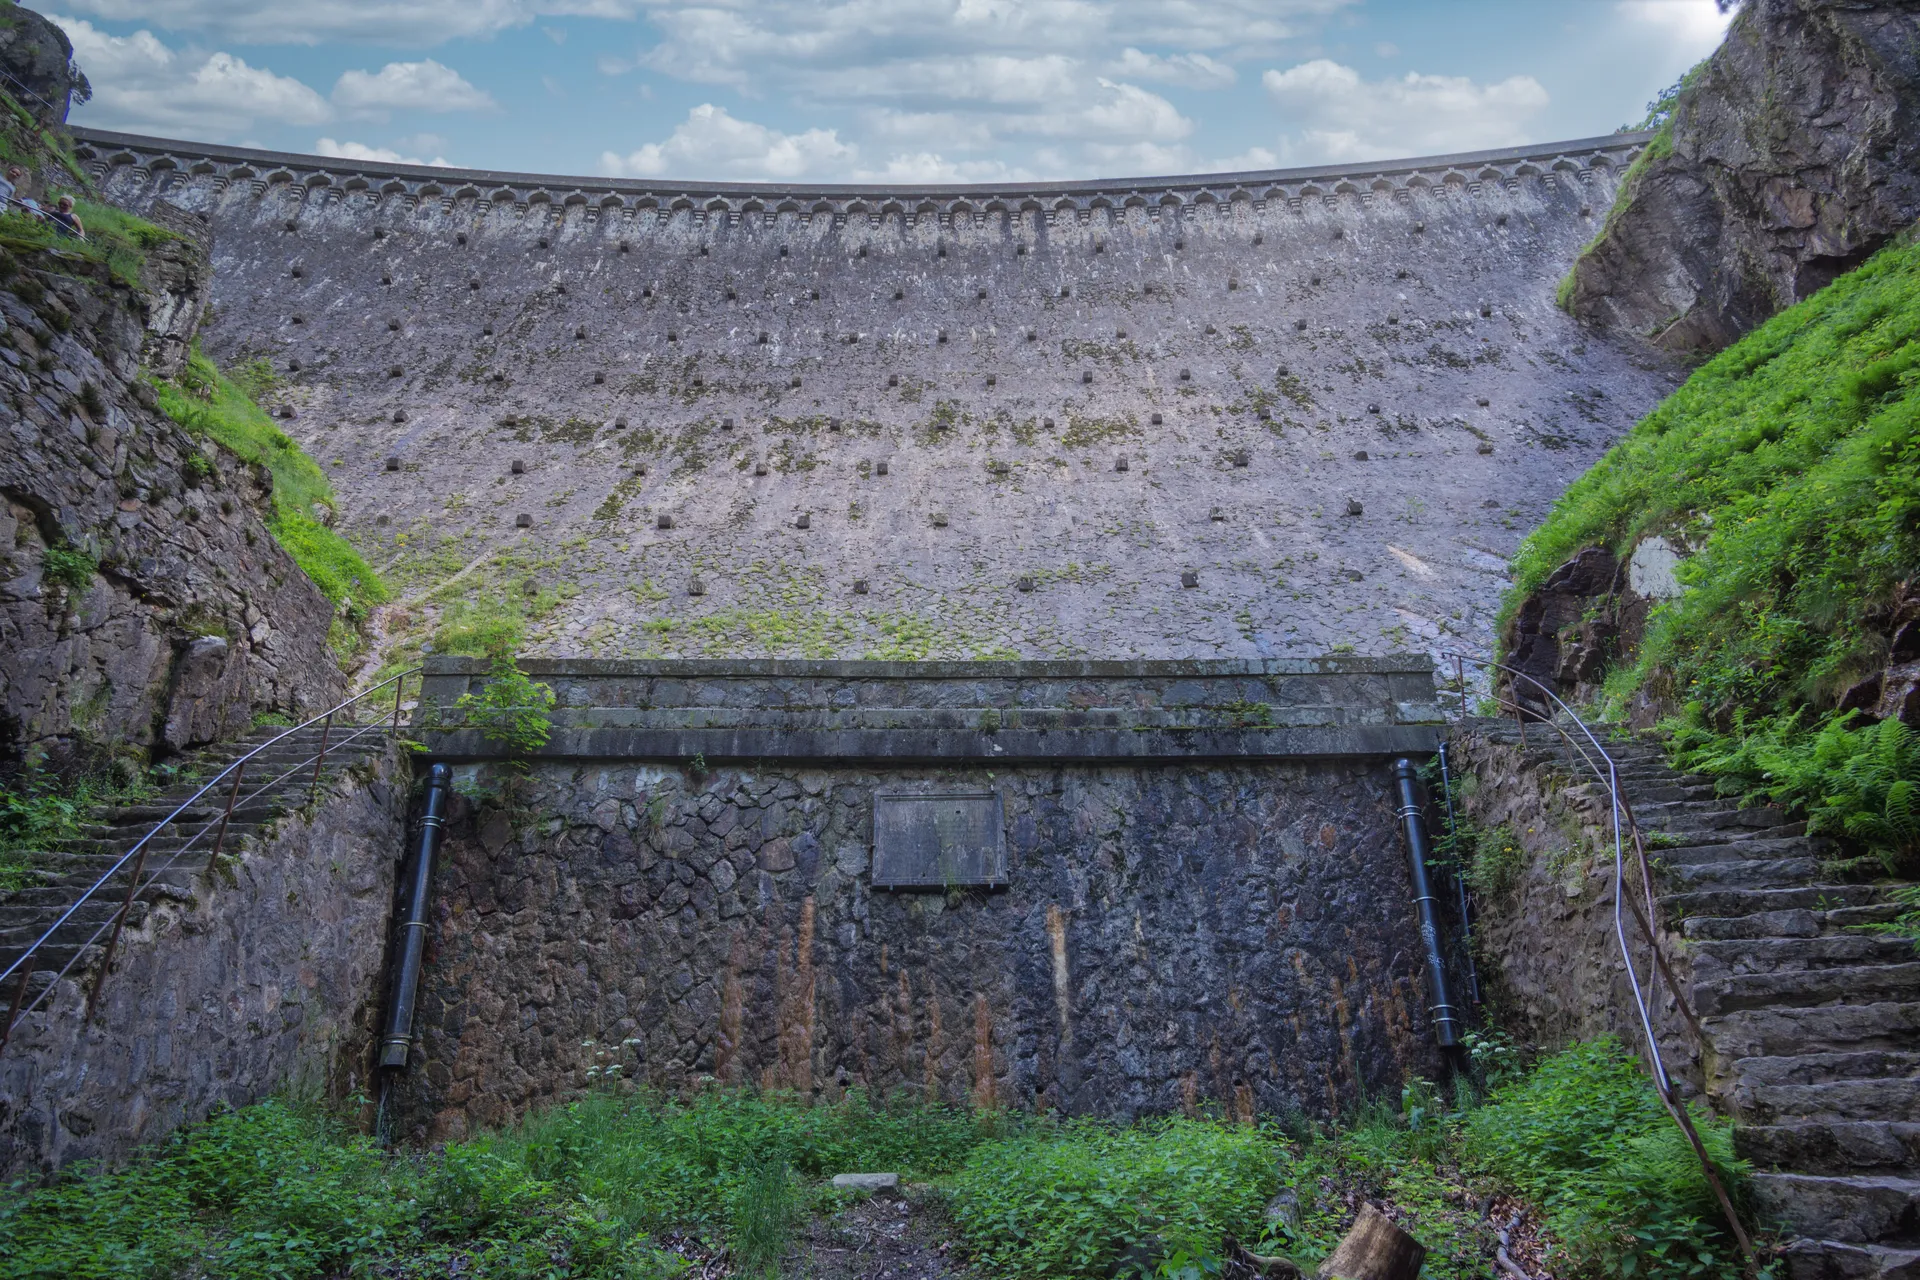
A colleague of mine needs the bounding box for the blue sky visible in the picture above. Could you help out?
[52,0,1733,182]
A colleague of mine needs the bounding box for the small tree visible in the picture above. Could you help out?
[456,656,556,755]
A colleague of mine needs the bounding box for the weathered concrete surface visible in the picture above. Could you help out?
[80,130,1679,665]
[0,745,406,1177]
[0,242,344,769]
[417,654,1446,762]
[386,754,1442,1142]
[1566,0,1920,355]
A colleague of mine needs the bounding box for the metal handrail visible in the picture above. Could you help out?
[0,668,422,1050]
[1438,651,1756,1268]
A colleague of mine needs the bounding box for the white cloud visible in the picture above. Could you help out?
[56,16,331,140]
[1614,0,1735,51]
[57,0,652,46]
[1261,59,1550,163]
[598,103,857,180]
[332,59,494,117]
[314,136,453,165]
[1109,47,1235,89]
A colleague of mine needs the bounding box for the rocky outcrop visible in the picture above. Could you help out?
[0,224,343,772]
[131,201,213,379]
[0,2,87,123]
[1565,0,1920,355]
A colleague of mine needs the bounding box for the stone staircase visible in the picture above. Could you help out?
[1470,719,1920,1280]
[0,725,391,1004]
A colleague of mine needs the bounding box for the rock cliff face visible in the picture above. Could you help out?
[1565,0,1920,355]
[0,216,343,771]
[0,2,86,123]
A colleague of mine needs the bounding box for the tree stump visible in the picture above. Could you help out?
[1316,1204,1426,1280]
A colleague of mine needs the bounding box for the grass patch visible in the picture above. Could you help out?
[0,1040,1748,1280]
[154,348,386,612]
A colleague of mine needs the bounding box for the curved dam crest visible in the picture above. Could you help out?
[80,128,1676,664]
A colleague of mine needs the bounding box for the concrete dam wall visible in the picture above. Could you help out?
[78,129,1675,664]
[390,658,1450,1139]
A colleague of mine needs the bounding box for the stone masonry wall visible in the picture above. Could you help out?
[387,754,1443,1142]
[0,225,343,770]
[0,745,407,1176]
[1448,721,1699,1087]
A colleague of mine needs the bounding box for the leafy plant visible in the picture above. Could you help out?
[947,1117,1281,1279]
[1462,1038,1748,1280]
[1671,712,1920,874]
[39,545,95,590]
[456,657,557,755]
[728,1155,797,1279]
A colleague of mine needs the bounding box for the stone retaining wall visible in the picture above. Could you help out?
[387,657,1451,1139]
[0,746,408,1176]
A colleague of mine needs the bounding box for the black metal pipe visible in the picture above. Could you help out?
[379,762,450,1069]
[1393,757,1461,1048]
[1436,744,1482,1007]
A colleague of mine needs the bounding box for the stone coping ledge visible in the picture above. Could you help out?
[75,126,1649,205]
[422,724,1443,763]
[421,655,1433,679]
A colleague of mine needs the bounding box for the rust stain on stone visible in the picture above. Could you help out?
[1046,903,1072,1047]
[716,929,749,1083]
[1330,969,1357,1106]
[923,978,944,1100]
[1181,1071,1199,1117]
[1382,976,1418,1076]
[893,967,914,1080]
[1319,823,1338,848]
[971,992,997,1110]
[777,896,818,1093]
[1233,1078,1256,1124]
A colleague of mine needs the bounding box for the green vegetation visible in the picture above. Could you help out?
[1463,1039,1746,1280]
[456,657,558,754]
[38,544,95,590]
[949,1118,1280,1278]
[154,348,386,613]
[0,763,154,892]
[1512,233,1920,869]
[0,1040,1749,1280]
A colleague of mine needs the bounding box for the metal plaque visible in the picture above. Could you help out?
[871,790,1007,890]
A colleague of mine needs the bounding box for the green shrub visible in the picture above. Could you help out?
[39,545,95,590]
[1462,1039,1748,1280]
[947,1117,1281,1279]
[456,657,557,754]
[1671,712,1920,874]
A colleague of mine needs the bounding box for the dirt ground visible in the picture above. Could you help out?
[786,1185,974,1280]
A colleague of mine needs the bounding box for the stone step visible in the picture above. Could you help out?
[1729,1077,1920,1126]
[1705,1002,1920,1060]
[1655,835,1830,865]
[1692,936,1920,976]
[1778,1237,1920,1280]
[0,900,154,951]
[0,868,201,914]
[1637,801,1795,832]
[1695,964,1920,1018]
[1738,1122,1920,1177]
[1684,904,1913,941]
[1664,857,1825,891]
[1664,885,1892,920]
[1751,1173,1920,1245]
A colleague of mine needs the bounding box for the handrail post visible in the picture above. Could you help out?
[308,711,335,808]
[0,954,36,1056]
[87,825,157,1019]
[211,761,245,859]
